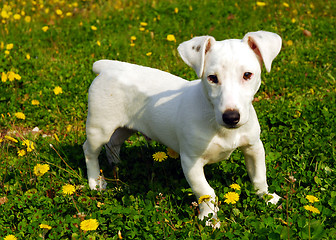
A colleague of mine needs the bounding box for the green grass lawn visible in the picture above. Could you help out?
[1,0,335,239]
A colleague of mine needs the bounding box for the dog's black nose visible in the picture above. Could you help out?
[222,110,240,127]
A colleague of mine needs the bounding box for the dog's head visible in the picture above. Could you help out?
[178,31,282,128]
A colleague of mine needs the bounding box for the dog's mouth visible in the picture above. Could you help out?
[226,124,239,129]
[222,123,240,129]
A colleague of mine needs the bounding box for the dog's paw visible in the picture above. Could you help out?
[89,176,107,191]
[199,212,221,229]
[198,200,220,229]
[205,218,221,229]
[265,193,281,205]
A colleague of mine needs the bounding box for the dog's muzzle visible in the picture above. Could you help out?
[222,109,240,127]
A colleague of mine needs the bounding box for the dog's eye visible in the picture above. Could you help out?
[207,75,219,84]
[243,72,253,80]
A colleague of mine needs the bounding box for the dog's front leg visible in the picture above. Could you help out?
[241,139,280,204]
[181,156,219,226]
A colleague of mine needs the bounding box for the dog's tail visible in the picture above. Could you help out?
[92,60,112,75]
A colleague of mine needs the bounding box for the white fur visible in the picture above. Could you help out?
[83,31,282,225]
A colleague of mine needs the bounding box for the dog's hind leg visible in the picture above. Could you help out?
[105,127,135,165]
[83,125,116,190]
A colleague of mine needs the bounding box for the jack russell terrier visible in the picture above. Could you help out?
[83,30,282,225]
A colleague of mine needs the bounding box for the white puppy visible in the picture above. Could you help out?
[83,31,282,224]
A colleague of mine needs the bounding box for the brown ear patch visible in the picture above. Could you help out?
[248,37,262,61]
[205,40,212,54]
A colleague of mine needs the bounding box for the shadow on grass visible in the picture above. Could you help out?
[57,140,188,196]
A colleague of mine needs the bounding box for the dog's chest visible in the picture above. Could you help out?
[201,133,249,164]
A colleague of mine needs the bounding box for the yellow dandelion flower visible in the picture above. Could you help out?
[31,99,40,105]
[5,50,10,55]
[198,194,211,204]
[1,10,10,19]
[140,22,148,27]
[166,34,176,42]
[26,54,31,60]
[42,26,49,32]
[304,205,320,214]
[39,223,52,230]
[13,14,21,20]
[7,72,21,81]
[130,43,135,47]
[24,16,31,23]
[27,145,34,152]
[4,235,17,240]
[230,183,241,191]
[130,36,136,41]
[167,148,179,159]
[7,71,15,81]
[91,25,97,31]
[256,2,266,7]
[15,112,26,120]
[66,125,72,132]
[306,195,319,203]
[53,86,63,95]
[287,40,293,46]
[5,135,18,143]
[80,219,99,231]
[62,184,76,195]
[14,73,21,80]
[96,40,101,46]
[146,52,152,56]
[56,9,63,16]
[17,149,26,157]
[174,7,179,14]
[66,12,72,17]
[22,140,35,152]
[1,72,7,82]
[34,164,50,177]
[152,152,168,162]
[283,2,289,7]
[6,43,14,50]
[224,192,239,204]
[139,27,145,31]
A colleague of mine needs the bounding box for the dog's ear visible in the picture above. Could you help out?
[178,36,216,78]
[242,31,282,72]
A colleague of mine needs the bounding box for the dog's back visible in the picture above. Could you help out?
[92,60,188,92]
[87,60,195,151]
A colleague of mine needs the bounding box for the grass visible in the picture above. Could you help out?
[0,0,335,239]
